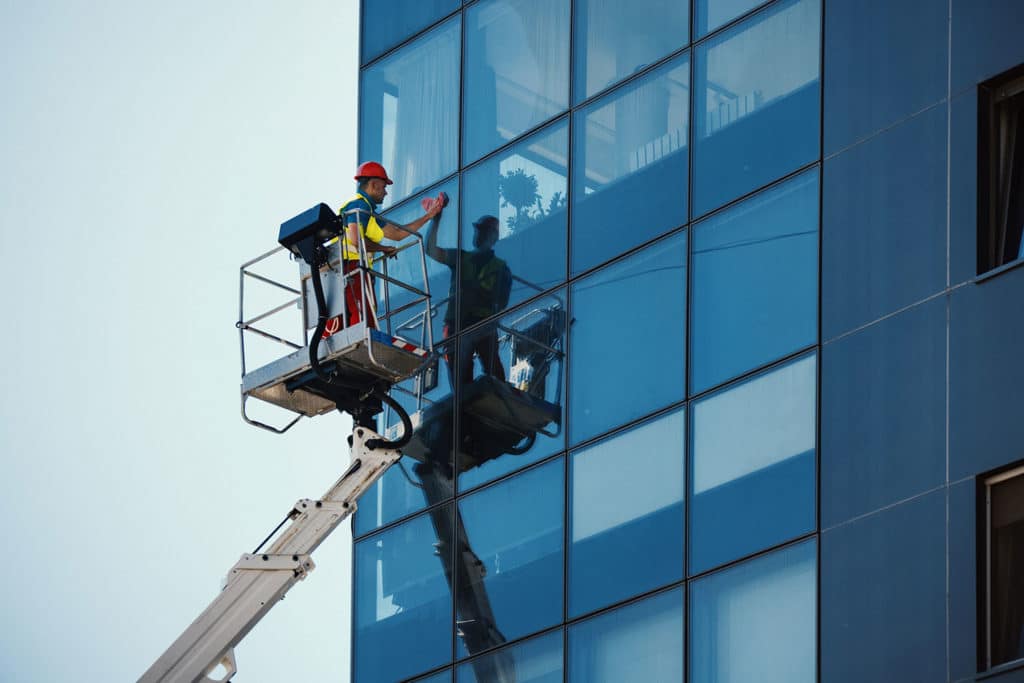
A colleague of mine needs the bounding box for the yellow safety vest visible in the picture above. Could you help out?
[338,192,385,260]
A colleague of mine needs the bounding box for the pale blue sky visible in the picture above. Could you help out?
[0,1,362,680]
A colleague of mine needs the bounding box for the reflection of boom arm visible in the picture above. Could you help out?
[140,429,401,683]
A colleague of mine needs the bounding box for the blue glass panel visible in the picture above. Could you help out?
[690,539,816,683]
[569,408,685,617]
[463,0,570,163]
[360,17,460,205]
[693,0,820,217]
[571,54,690,275]
[461,120,568,322]
[456,290,566,492]
[382,177,460,344]
[354,511,452,683]
[568,587,684,682]
[354,339,456,537]
[823,0,947,153]
[696,0,764,37]
[691,169,818,393]
[457,630,563,683]
[821,491,946,683]
[456,459,564,655]
[360,0,460,65]
[689,354,816,575]
[569,231,686,446]
[572,0,689,103]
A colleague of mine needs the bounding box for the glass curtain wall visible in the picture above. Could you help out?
[355,0,823,680]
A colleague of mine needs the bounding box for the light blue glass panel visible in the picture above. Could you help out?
[462,120,568,322]
[572,54,690,275]
[456,290,566,492]
[382,176,460,344]
[354,339,455,537]
[354,511,452,683]
[693,0,820,217]
[690,539,816,683]
[690,354,817,575]
[457,459,564,656]
[457,630,563,683]
[360,17,460,205]
[570,408,685,617]
[690,168,818,394]
[569,231,686,446]
[572,0,689,103]
[696,0,764,37]
[568,587,684,682]
[463,0,570,163]
[361,0,460,65]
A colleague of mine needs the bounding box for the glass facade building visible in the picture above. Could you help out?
[351,1,1024,681]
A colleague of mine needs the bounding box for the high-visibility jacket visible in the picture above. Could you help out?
[338,192,385,260]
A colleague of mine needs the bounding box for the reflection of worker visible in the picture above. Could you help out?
[323,162,442,336]
[426,213,512,384]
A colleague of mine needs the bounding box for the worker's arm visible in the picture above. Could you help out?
[424,215,456,265]
[380,199,443,241]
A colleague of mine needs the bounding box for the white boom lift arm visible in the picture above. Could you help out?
[139,427,400,683]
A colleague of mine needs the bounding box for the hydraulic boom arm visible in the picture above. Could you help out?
[140,428,401,683]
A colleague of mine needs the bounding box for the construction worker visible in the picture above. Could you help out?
[323,162,444,336]
[426,212,512,385]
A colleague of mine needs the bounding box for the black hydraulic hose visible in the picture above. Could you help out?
[309,249,333,382]
[365,389,414,451]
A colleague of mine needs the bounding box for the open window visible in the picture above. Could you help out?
[978,65,1024,275]
[981,464,1024,671]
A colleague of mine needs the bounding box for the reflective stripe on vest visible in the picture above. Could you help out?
[340,193,385,260]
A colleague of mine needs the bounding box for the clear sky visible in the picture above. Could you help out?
[0,1,362,680]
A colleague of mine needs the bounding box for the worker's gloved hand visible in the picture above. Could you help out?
[421,192,448,217]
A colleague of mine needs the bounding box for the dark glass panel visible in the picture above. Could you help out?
[572,0,689,103]
[821,298,946,528]
[360,17,460,205]
[463,0,569,163]
[689,354,816,575]
[823,0,947,153]
[360,0,461,65]
[691,168,818,394]
[455,290,566,493]
[569,408,685,617]
[354,511,452,683]
[569,231,686,446]
[571,54,689,275]
[690,540,816,683]
[456,459,564,656]
[456,630,563,683]
[692,0,820,217]
[461,120,568,321]
[568,587,684,682]
[821,491,946,683]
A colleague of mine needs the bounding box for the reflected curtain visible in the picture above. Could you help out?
[392,26,458,198]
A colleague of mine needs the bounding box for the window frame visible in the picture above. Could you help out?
[981,462,1024,672]
[977,64,1024,277]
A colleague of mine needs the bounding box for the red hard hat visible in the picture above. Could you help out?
[354,161,393,185]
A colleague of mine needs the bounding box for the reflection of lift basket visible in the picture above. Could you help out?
[242,323,429,417]
[397,374,561,470]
